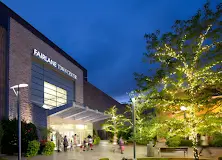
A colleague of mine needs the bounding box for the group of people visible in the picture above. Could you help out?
[63,134,94,152]
[82,135,94,151]
[62,134,212,156]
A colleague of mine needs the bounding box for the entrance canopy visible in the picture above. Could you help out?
[48,102,109,123]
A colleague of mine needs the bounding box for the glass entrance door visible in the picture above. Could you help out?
[76,131,86,145]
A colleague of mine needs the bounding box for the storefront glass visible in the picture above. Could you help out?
[50,123,93,150]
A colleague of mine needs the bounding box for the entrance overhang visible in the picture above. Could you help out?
[48,102,109,122]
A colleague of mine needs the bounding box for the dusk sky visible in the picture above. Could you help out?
[2,0,219,103]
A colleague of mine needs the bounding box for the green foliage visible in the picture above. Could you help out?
[180,139,193,147]
[93,136,101,145]
[42,141,55,156]
[167,138,193,147]
[210,132,222,147]
[135,138,150,145]
[0,158,8,160]
[26,140,40,158]
[103,106,131,134]
[99,158,109,160]
[38,127,52,140]
[1,119,38,154]
[166,136,181,147]
[117,129,132,140]
[93,129,98,137]
[133,2,222,159]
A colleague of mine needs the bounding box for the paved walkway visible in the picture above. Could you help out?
[2,141,222,160]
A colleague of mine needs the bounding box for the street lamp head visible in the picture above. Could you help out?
[10,84,28,89]
[131,97,136,104]
[112,116,117,119]
[180,106,187,111]
[10,84,28,96]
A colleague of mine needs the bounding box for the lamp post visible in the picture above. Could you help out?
[10,84,28,160]
[131,97,136,160]
[180,106,187,119]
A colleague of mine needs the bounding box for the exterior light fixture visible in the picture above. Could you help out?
[180,106,187,119]
[180,106,187,111]
[10,83,28,160]
[10,84,28,95]
[131,96,136,160]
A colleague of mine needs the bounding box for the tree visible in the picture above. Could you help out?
[102,106,130,144]
[124,96,157,144]
[135,2,222,159]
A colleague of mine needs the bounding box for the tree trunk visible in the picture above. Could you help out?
[191,133,199,160]
[193,147,199,160]
[113,133,117,145]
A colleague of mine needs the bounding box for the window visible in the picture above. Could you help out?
[73,81,76,101]
[43,81,67,109]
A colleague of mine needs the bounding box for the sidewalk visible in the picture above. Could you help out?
[1,141,222,160]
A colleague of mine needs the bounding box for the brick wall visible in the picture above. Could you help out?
[84,81,125,112]
[84,81,125,130]
[0,26,7,120]
[9,18,84,127]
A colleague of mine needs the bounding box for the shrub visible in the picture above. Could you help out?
[1,119,38,154]
[166,136,181,147]
[26,140,40,158]
[99,158,109,160]
[39,139,47,154]
[93,136,101,145]
[0,158,8,160]
[42,141,55,156]
[179,139,193,147]
[135,138,150,145]
[210,132,222,147]
[117,129,132,140]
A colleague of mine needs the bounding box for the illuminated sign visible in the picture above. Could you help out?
[33,49,77,80]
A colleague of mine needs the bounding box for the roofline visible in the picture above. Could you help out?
[0,2,87,80]
[84,80,123,106]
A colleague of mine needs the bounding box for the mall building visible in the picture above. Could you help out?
[0,2,125,146]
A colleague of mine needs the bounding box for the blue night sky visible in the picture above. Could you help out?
[1,0,219,103]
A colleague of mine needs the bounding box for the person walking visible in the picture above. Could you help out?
[73,134,77,147]
[70,140,73,151]
[119,137,124,154]
[83,138,87,151]
[88,135,93,150]
[63,135,68,152]
[199,134,212,156]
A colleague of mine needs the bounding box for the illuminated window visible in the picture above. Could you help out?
[44,81,67,109]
